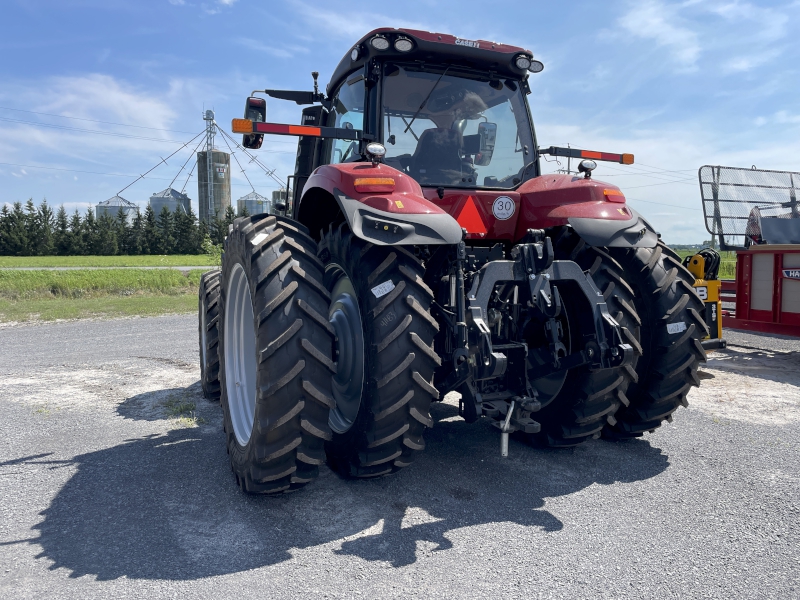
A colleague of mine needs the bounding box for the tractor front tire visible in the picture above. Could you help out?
[606,241,708,437]
[199,269,221,400]
[318,224,440,478]
[218,215,334,494]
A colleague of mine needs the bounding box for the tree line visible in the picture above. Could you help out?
[0,198,247,256]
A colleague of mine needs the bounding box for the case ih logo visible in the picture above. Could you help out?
[455,38,480,49]
[783,269,800,280]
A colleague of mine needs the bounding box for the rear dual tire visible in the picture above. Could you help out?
[199,270,221,400]
[218,215,335,493]
[530,233,642,447]
[605,241,708,437]
[318,224,440,478]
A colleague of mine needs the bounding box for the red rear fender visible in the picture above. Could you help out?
[300,163,462,246]
[514,174,632,239]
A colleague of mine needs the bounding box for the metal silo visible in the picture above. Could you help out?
[149,188,191,216]
[198,149,231,223]
[96,195,137,222]
[236,191,271,216]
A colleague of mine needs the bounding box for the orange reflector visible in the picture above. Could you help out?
[604,189,626,203]
[580,150,602,159]
[622,153,634,165]
[354,177,395,193]
[231,118,253,133]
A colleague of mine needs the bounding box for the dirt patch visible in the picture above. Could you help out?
[0,357,217,428]
[689,346,800,425]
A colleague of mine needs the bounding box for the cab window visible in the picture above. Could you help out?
[329,75,365,164]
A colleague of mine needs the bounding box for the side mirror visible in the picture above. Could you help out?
[242,97,266,149]
[474,122,497,166]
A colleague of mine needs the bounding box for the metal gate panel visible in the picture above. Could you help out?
[699,165,800,250]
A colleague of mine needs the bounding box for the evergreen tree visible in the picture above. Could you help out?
[23,198,38,255]
[238,203,250,218]
[143,204,158,254]
[128,209,144,255]
[115,208,130,255]
[37,199,55,256]
[5,202,29,256]
[156,206,175,254]
[54,205,70,255]
[223,204,236,229]
[174,206,200,254]
[0,204,11,255]
[95,214,118,255]
[209,216,227,245]
[67,210,85,255]
[83,208,98,255]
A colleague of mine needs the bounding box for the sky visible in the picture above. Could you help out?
[1,0,799,244]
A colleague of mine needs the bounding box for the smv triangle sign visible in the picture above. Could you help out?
[455,196,487,235]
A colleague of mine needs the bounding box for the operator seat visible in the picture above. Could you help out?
[410,128,463,185]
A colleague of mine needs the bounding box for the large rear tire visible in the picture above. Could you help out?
[528,232,642,447]
[199,270,221,400]
[605,241,707,437]
[218,215,334,494]
[318,224,440,478]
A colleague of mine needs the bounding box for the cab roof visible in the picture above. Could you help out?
[326,28,535,97]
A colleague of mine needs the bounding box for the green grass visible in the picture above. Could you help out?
[0,293,197,323]
[0,267,206,323]
[674,249,737,280]
[0,255,217,268]
[0,268,207,299]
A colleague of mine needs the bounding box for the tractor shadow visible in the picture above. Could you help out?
[22,393,669,580]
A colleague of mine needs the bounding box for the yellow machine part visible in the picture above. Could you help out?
[688,253,724,342]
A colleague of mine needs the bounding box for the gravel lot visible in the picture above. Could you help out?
[0,316,797,599]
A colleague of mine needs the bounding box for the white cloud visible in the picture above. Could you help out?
[618,0,701,69]
[287,0,427,41]
[168,0,185,5]
[237,38,305,59]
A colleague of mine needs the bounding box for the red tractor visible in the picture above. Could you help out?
[198,28,707,494]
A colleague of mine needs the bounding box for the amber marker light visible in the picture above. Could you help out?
[354,178,395,193]
[604,189,626,203]
[231,118,253,133]
[622,154,634,165]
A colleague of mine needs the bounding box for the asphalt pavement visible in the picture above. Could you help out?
[0,316,797,599]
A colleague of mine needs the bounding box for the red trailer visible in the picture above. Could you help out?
[700,165,800,337]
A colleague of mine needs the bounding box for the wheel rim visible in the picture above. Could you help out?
[526,299,572,406]
[224,264,257,446]
[327,265,365,434]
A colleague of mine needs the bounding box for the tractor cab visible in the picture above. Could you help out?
[312,29,542,196]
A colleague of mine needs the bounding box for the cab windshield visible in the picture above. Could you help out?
[380,63,535,190]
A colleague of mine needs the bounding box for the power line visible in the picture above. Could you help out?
[0,160,281,188]
[117,130,205,195]
[0,116,194,144]
[626,197,701,211]
[0,105,198,134]
[0,105,300,146]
